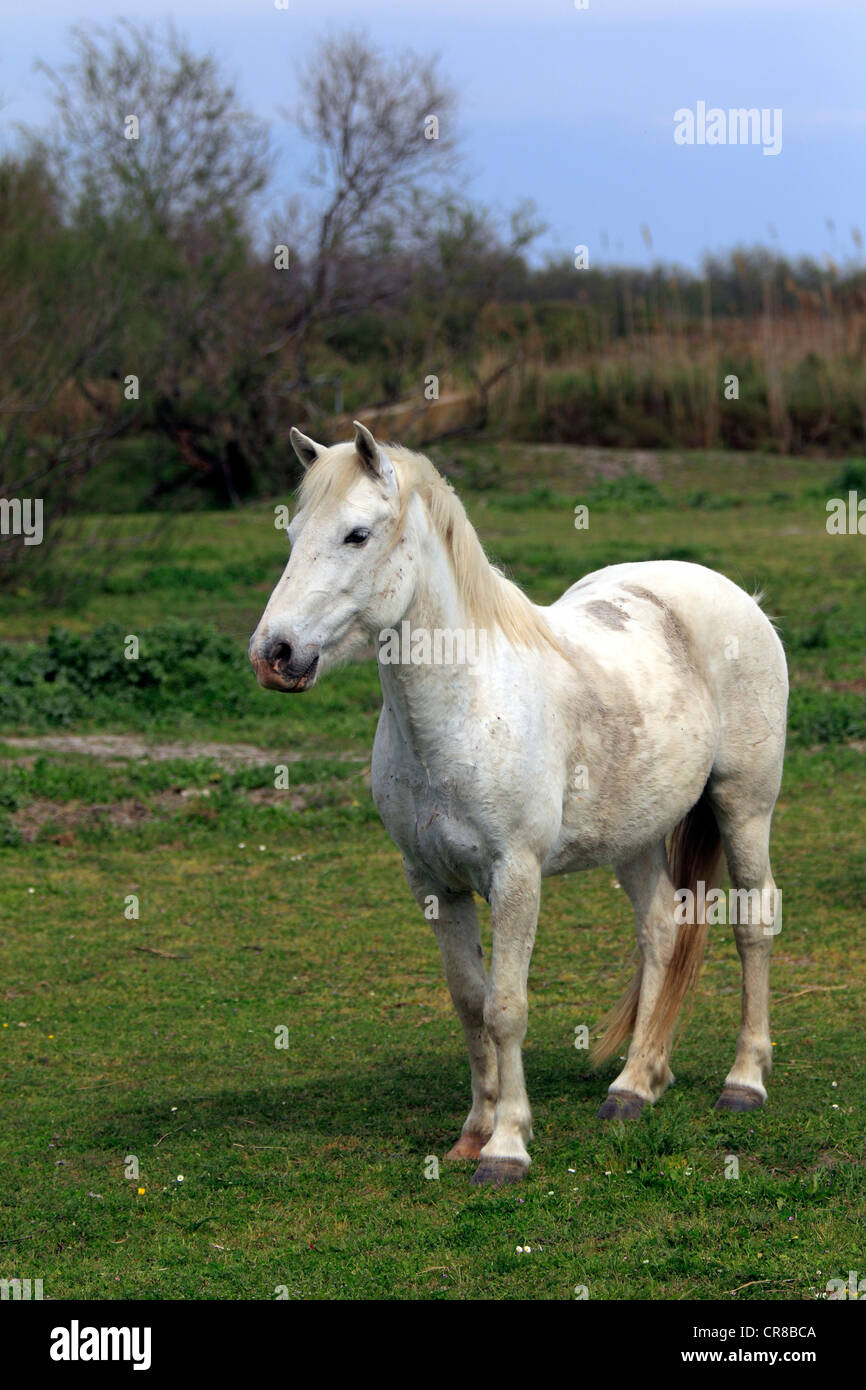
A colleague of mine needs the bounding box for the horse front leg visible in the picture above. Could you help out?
[403,862,498,1160]
[471,855,541,1186]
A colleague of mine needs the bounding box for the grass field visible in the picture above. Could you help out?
[1,442,864,1300]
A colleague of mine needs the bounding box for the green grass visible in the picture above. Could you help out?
[0,746,863,1299]
[0,441,863,1300]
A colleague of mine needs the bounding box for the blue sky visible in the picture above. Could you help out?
[1,0,863,270]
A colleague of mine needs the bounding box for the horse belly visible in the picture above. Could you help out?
[547,685,718,873]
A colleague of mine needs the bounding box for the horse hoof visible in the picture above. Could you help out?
[470,1156,529,1186]
[715,1085,764,1112]
[445,1132,491,1161]
[597,1090,648,1121]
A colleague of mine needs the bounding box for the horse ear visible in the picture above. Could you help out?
[290,427,324,470]
[353,420,397,492]
[352,420,380,473]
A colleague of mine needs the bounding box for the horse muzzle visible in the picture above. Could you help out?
[250,640,320,692]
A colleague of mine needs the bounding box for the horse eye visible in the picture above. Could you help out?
[344,528,370,545]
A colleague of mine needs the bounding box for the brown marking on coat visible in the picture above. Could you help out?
[620,584,697,671]
[557,645,646,852]
[584,600,630,631]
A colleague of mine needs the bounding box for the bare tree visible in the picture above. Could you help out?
[33,20,270,235]
[276,30,459,355]
[13,21,280,508]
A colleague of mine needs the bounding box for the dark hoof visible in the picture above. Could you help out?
[715,1085,765,1113]
[470,1156,529,1187]
[597,1090,648,1121]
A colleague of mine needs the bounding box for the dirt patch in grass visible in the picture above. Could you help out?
[1,735,303,768]
[13,795,157,841]
[11,784,315,841]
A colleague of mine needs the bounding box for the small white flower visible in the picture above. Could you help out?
[176,1175,184,1182]
[567,1168,576,1174]
[238,842,246,849]
[258,845,266,852]
[831,1082,838,1089]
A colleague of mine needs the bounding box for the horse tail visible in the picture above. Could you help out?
[649,789,724,1047]
[591,965,643,1066]
[592,788,723,1064]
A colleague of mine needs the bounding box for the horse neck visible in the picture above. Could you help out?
[376,501,486,750]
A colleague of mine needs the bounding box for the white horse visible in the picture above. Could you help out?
[250,422,788,1186]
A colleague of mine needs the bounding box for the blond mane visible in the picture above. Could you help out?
[297,441,565,654]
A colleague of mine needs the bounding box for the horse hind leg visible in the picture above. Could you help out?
[713,807,779,1112]
[595,840,680,1119]
[595,790,723,1119]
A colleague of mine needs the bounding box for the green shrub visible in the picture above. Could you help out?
[0,621,250,729]
[584,473,667,510]
[831,460,866,492]
[788,687,866,746]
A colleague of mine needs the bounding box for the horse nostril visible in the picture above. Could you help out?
[268,641,292,670]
